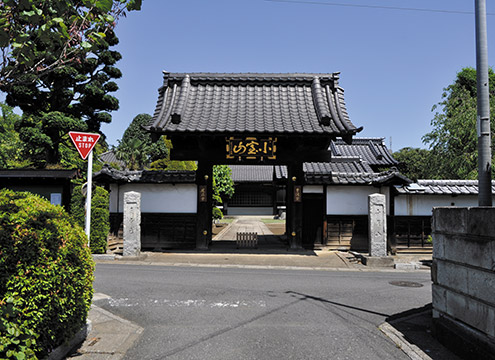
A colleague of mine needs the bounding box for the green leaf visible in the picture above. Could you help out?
[80,41,92,49]
[21,11,36,17]
[95,0,113,12]
[127,0,142,11]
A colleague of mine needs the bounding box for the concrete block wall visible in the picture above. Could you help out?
[432,207,495,358]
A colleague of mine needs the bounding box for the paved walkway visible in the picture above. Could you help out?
[214,217,273,240]
[212,216,287,250]
[69,294,143,359]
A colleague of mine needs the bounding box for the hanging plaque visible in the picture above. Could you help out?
[226,137,277,160]
[294,186,302,202]
[199,185,207,202]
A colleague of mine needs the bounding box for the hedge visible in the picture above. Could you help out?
[0,189,94,359]
[71,185,110,254]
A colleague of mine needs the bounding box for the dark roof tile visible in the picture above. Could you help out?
[148,72,362,137]
[330,137,398,167]
[93,166,196,184]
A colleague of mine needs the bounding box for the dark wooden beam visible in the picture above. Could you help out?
[287,162,304,250]
[195,161,213,250]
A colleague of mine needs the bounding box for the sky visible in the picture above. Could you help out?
[102,0,495,152]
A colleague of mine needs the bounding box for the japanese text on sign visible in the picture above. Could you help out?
[69,131,100,160]
[226,137,277,160]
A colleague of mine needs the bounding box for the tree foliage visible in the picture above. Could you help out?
[0,0,141,168]
[422,67,495,179]
[0,0,141,89]
[115,113,198,171]
[116,113,169,170]
[213,165,234,200]
[0,103,29,168]
[70,185,109,254]
[393,147,436,181]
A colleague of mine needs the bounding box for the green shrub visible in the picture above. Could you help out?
[0,297,38,360]
[71,185,110,254]
[0,189,94,359]
[212,207,223,220]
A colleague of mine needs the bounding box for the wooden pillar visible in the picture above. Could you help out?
[196,161,213,250]
[272,180,277,216]
[287,162,304,250]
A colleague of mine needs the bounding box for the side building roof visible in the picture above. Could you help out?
[147,72,362,141]
[396,179,495,195]
[229,165,274,183]
[330,137,398,167]
[93,166,196,184]
[275,161,410,186]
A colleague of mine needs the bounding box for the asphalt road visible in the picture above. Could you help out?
[93,264,432,360]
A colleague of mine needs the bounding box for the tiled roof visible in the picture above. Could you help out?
[93,166,195,184]
[331,137,398,167]
[99,150,125,168]
[304,160,374,174]
[305,168,410,185]
[0,169,79,179]
[148,72,362,137]
[274,160,373,180]
[396,179,495,195]
[274,162,410,185]
[229,165,273,183]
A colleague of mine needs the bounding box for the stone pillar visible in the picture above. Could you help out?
[123,191,141,257]
[368,193,387,257]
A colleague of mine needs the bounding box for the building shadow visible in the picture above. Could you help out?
[384,304,461,360]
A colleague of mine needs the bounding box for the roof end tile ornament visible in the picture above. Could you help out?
[311,76,332,126]
[171,75,191,124]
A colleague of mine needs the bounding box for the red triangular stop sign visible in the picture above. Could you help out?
[69,131,101,160]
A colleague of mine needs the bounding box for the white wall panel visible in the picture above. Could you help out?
[109,183,197,213]
[303,185,323,193]
[394,195,486,216]
[326,186,389,215]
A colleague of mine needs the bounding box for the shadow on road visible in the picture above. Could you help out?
[384,304,461,360]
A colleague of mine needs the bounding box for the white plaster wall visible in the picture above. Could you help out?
[109,183,197,213]
[394,194,490,216]
[109,184,119,213]
[326,186,389,215]
[303,185,323,193]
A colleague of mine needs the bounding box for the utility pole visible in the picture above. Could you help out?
[475,0,492,206]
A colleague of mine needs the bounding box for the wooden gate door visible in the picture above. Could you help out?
[302,194,324,248]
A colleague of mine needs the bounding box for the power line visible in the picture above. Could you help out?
[265,0,495,16]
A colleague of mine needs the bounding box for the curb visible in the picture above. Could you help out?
[72,304,144,359]
[47,320,92,360]
[213,218,238,240]
[379,309,433,360]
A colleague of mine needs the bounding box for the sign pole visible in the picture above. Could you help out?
[85,150,93,247]
[68,131,101,248]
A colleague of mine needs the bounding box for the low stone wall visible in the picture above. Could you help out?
[431,207,495,359]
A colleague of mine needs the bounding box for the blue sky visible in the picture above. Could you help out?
[103,0,495,152]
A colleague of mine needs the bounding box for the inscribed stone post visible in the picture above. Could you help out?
[368,193,387,257]
[123,191,141,257]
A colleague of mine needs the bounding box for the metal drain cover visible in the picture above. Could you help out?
[389,281,424,288]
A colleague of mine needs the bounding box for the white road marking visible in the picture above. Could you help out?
[106,297,266,308]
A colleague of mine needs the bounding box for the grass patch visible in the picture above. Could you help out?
[261,218,286,224]
[217,217,235,224]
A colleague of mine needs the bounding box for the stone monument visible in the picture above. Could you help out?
[123,191,141,257]
[363,193,393,267]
